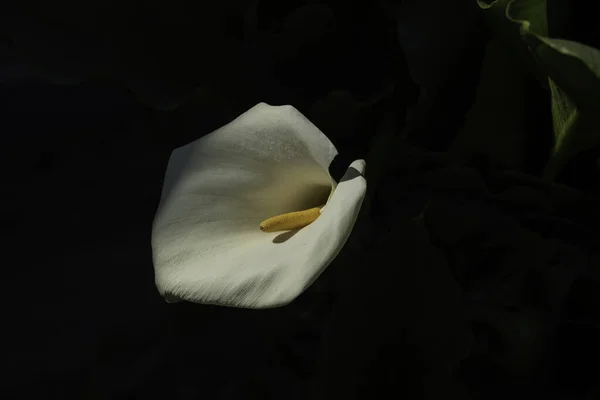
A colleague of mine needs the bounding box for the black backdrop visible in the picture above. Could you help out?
[2,1,600,399]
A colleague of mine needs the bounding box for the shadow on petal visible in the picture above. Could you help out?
[273,229,300,243]
[339,166,363,183]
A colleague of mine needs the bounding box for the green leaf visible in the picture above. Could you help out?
[478,0,547,35]
[505,0,600,180]
[477,0,600,181]
[450,37,531,170]
[476,0,548,86]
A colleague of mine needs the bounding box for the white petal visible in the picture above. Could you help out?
[152,104,366,308]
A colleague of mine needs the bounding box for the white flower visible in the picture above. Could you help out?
[151,103,367,308]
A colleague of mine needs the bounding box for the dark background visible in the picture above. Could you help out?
[2,1,600,399]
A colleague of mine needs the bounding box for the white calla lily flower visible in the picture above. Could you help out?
[151,103,366,308]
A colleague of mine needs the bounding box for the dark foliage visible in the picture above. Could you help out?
[2,0,599,399]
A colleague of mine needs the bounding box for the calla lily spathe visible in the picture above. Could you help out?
[151,103,366,308]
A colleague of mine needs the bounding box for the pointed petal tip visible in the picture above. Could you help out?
[349,159,366,176]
